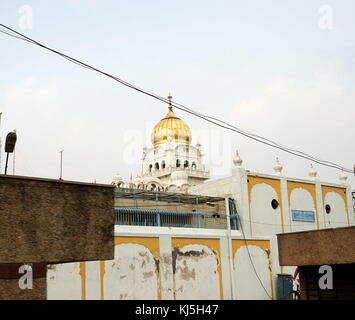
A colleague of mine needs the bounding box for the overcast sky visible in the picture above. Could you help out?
[0,0,354,187]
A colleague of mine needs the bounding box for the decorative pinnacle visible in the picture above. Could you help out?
[339,170,348,184]
[308,164,317,180]
[168,94,173,111]
[233,150,243,167]
[273,157,283,176]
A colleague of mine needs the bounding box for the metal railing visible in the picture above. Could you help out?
[115,207,238,230]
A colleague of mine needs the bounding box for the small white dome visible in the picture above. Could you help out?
[112,174,124,187]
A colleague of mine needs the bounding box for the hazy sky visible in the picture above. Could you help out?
[0,0,354,187]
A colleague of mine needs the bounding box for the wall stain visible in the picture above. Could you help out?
[172,246,208,275]
[154,256,160,274]
[143,271,154,279]
[47,264,56,271]
[264,249,273,272]
[179,264,196,281]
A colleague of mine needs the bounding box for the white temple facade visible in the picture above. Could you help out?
[112,96,210,192]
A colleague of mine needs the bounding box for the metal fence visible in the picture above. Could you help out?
[115,207,238,230]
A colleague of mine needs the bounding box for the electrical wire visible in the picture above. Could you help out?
[0,23,353,174]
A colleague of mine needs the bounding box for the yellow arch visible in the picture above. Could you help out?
[287,181,319,229]
[171,237,223,300]
[321,186,350,226]
[232,239,274,300]
[247,176,284,235]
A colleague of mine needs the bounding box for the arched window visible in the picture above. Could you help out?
[149,164,153,172]
[184,160,189,168]
[155,162,159,170]
[176,159,181,168]
[162,160,166,169]
[191,162,196,170]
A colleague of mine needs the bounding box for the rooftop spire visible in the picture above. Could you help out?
[167,94,173,111]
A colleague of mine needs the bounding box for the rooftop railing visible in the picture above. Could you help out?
[115,207,238,230]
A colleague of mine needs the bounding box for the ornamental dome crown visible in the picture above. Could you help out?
[151,95,192,145]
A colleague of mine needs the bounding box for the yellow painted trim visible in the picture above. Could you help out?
[321,186,350,226]
[100,261,105,300]
[247,176,284,235]
[114,236,160,254]
[114,236,161,300]
[171,237,224,300]
[232,239,270,253]
[232,239,275,300]
[79,262,86,300]
[287,181,319,229]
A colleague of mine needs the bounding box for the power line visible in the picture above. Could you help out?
[0,23,353,174]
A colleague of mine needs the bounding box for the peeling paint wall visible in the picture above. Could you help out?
[172,244,220,300]
[47,229,274,300]
[104,243,159,300]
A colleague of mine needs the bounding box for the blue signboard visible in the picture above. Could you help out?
[291,210,315,222]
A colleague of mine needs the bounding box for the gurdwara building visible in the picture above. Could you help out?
[112,96,209,192]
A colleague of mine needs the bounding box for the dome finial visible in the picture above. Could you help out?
[339,170,348,184]
[233,150,243,167]
[308,163,317,180]
[152,96,191,145]
[168,94,173,111]
[273,157,283,176]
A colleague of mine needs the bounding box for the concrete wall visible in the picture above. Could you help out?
[0,175,115,300]
[0,175,115,264]
[277,226,355,266]
[47,226,274,300]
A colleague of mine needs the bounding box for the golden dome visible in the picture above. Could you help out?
[151,97,191,145]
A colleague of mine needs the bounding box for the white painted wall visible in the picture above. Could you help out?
[234,245,272,300]
[86,261,100,300]
[250,183,282,237]
[324,191,348,228]
[47,262,82,300]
